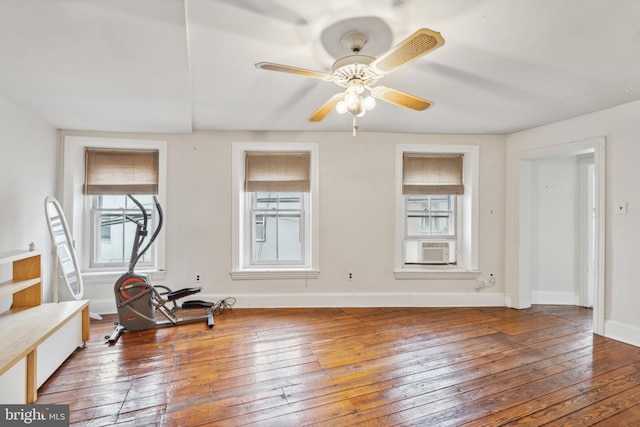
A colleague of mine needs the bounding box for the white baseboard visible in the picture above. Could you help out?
[90,299,119,315]
[90,292,508,314]
[605,319,640,348]
[531,290,579,305]
[81,295,640,351]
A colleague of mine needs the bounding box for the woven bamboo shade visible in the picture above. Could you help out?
[245,152,310,192]
[403,153,464,195]
[84,148,159,195]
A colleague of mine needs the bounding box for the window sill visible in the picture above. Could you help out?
[82,270,167,285]
[230,269,320,280]
[394,267,480,280]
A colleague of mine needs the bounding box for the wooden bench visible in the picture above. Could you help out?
[0,250,90,404]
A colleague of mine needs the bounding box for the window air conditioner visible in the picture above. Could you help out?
[421,241,449,264]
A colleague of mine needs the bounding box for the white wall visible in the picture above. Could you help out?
[61,130,507,310]
[0,97,58,304]
[529,156,580,302]
[507,99,640,347]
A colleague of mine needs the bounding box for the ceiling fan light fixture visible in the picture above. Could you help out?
[336,100,347,115]
[345,93,359,108]
[363,96,376,110]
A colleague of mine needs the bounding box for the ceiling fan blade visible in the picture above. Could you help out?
[255,62,331,80]
[371,86,433,111]
[308,93,344,122]
[369,28,444,76]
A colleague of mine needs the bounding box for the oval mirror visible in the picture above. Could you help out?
[45,196,83,300]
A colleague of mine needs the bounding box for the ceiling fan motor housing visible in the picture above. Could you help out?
[331,54,380,88]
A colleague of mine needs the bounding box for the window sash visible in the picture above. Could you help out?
[90,196,155,268]
[249,192,305,265]
[405,195,456,238]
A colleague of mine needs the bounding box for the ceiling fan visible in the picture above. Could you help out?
[255,27,444,135]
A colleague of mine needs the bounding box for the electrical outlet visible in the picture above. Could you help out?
[347,272,354,281]
[195,273,201,283]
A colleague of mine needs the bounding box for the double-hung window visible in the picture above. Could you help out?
[84,148,160,269]
[403,153,463,265]
[61,137,166,279]
[232,143,319,279]
[396,145,479,278]
[245,151,309,265]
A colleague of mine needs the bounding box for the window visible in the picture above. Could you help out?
[62,137,167,275]
[91,195,156,268]
[84,147,160,269]
[231,143,319,279]
[402,153,463,265]
[395,145,479,278]
[251,192,304,264]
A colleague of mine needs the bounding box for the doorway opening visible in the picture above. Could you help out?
[510,137,605,334]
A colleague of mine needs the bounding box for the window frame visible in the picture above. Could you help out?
[62,136,167,277]
[395,144,479,279]
[231,142,319,280]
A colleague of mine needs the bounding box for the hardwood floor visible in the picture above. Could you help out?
[36,305,640,426]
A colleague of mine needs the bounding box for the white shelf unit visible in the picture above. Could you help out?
[0,250,89,404]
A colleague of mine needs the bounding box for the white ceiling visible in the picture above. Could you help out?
[1,0,639,135]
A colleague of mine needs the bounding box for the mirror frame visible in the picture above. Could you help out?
[45,196,84,300]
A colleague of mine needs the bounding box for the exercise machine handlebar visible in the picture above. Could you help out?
[127,195,163,274]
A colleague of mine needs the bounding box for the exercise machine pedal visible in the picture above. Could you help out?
[182,299,215,309]
[166,286,202,301]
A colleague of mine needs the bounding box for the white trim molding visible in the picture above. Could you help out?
[88,291,508,314]
[394,268,480,280]
[231,142,320,279]
[531,291,579,305]
[395,144,480,276]
[62,135,168,273]
[505,136,605,336]
[219,292,508,308]
[229,270,320,280]
[605,320,640,349]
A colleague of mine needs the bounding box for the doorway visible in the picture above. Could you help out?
[508,137,605,334]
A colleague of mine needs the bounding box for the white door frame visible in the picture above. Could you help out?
[505,137,605,335]
[577,156,595,308]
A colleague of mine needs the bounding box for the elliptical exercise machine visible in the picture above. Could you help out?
[106,195,232,343]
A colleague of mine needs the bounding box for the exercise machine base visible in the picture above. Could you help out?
[106,306,214,344]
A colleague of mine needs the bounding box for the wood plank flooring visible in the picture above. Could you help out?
[36,305,640,426]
